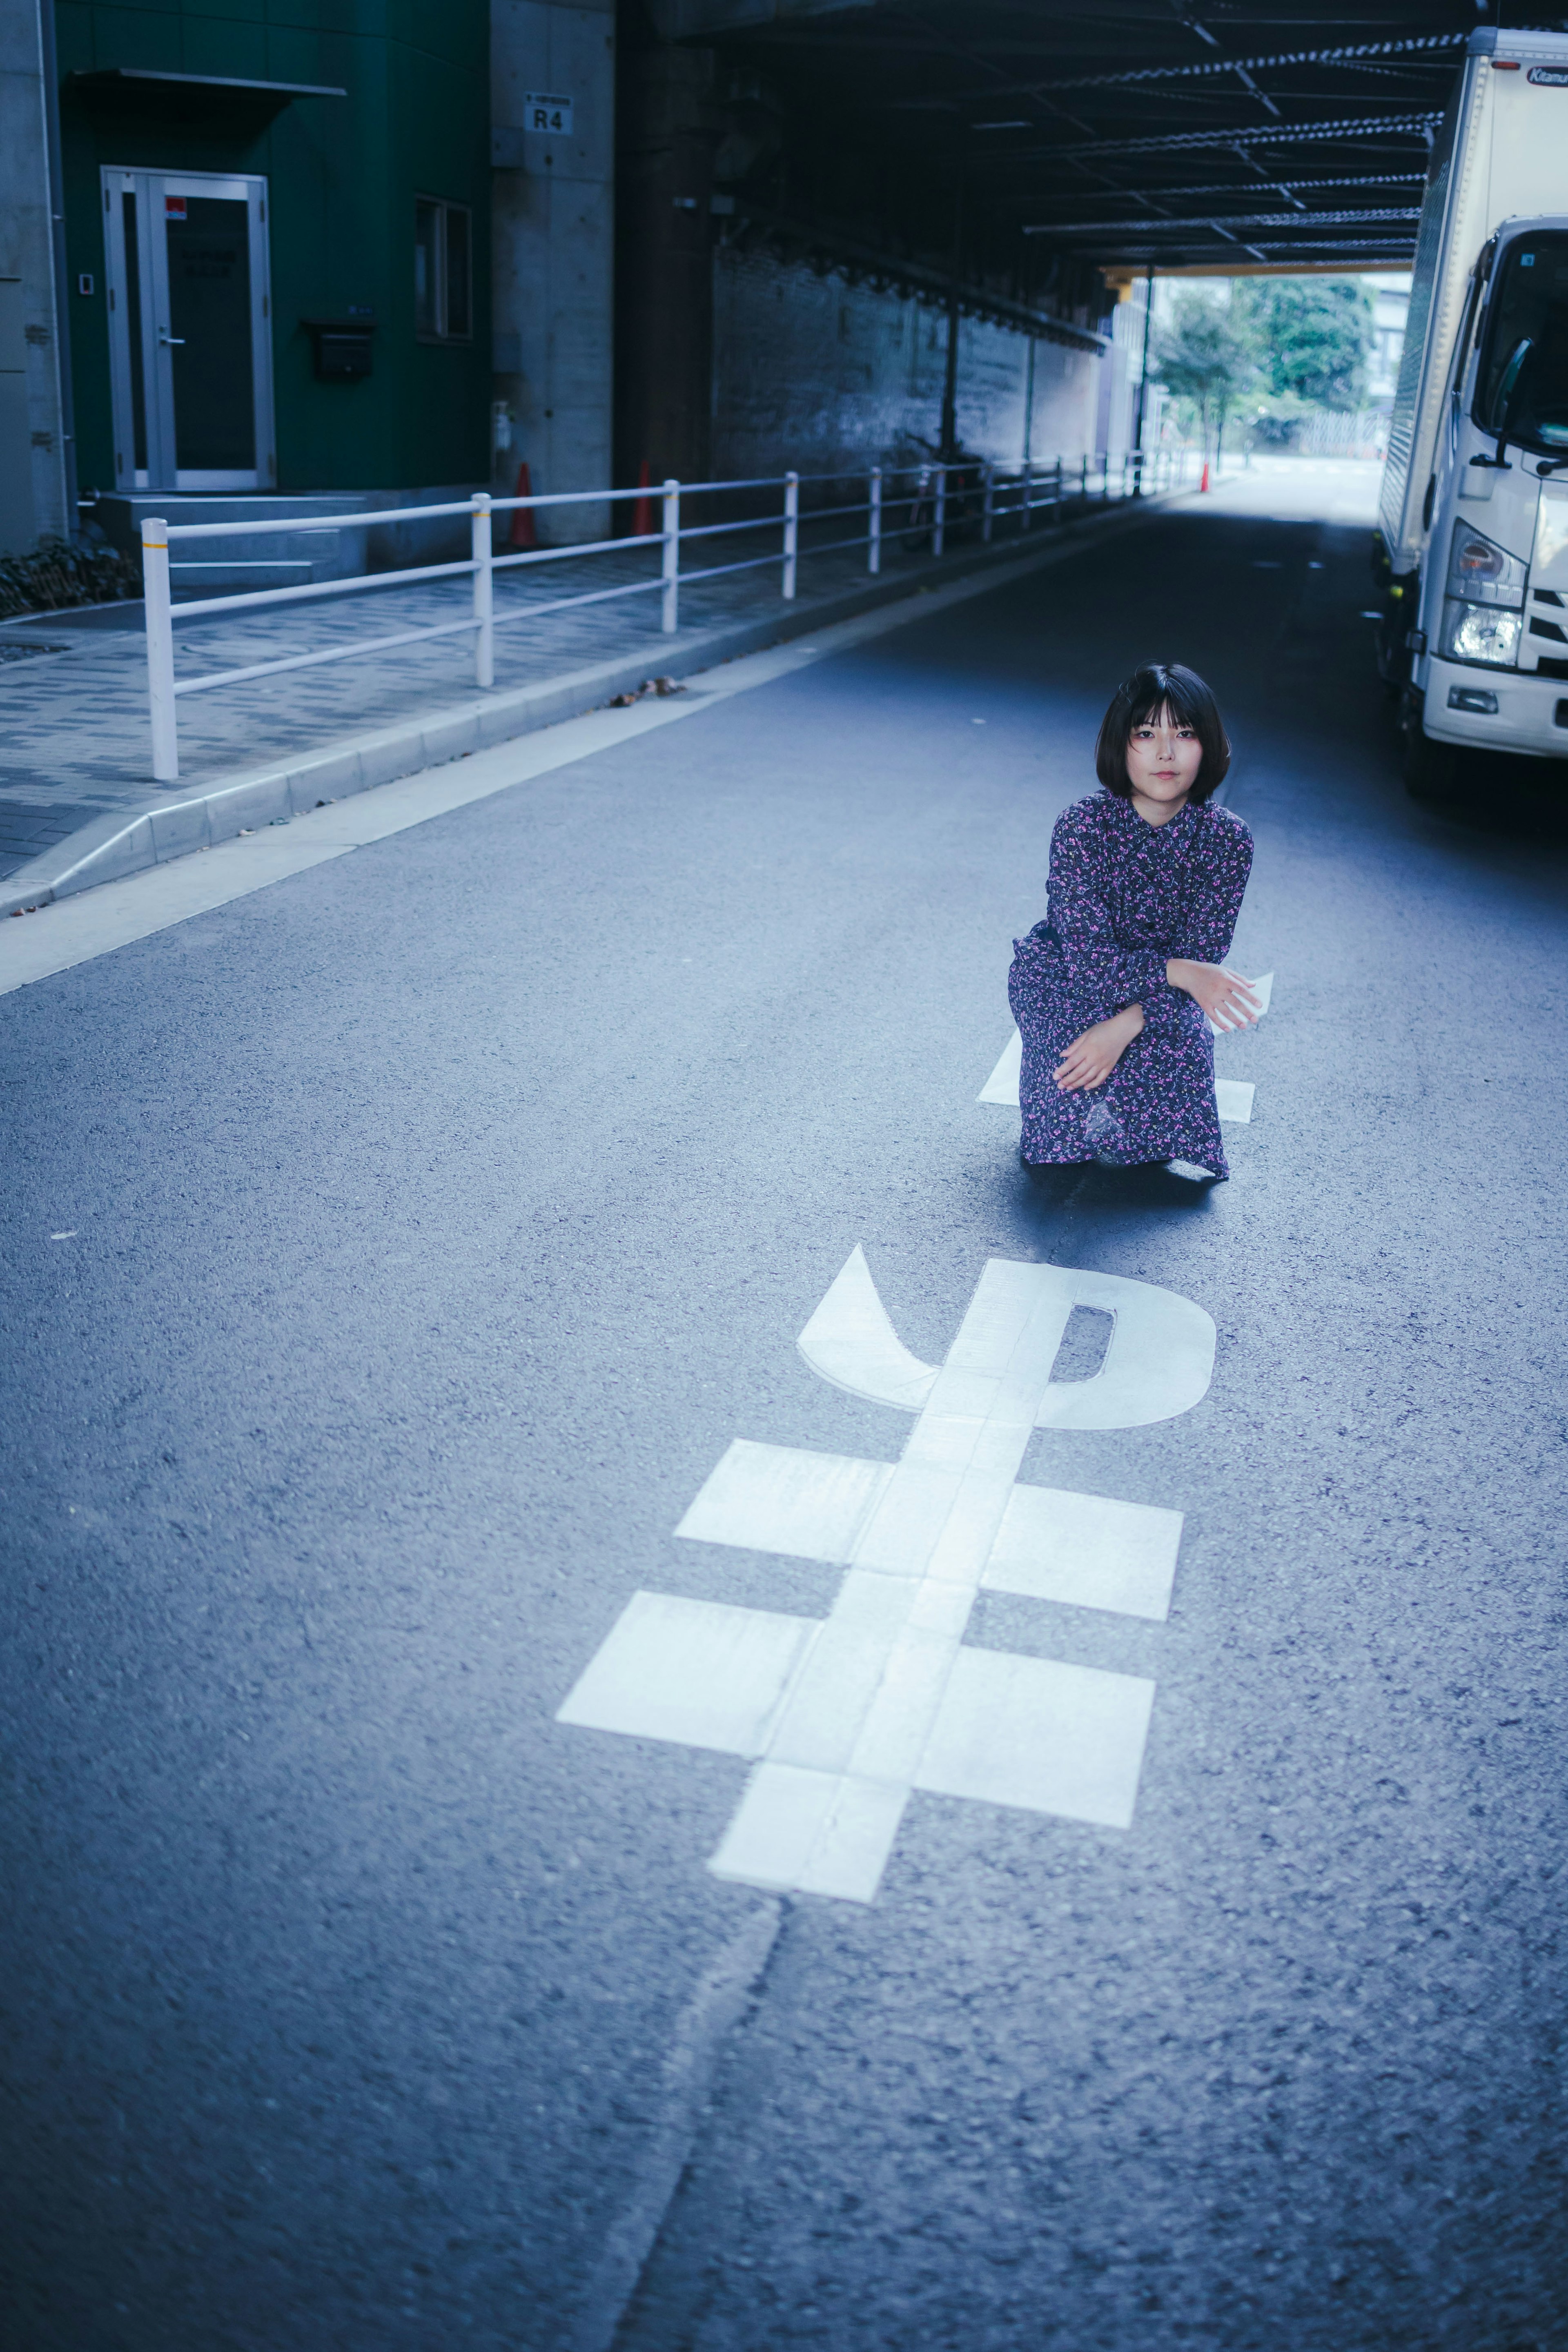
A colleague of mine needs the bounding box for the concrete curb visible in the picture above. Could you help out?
[1,493,1178,919]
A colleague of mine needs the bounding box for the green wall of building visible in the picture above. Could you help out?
[57,0,490,494]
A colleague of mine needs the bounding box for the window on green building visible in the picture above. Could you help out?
[414,198,472,343]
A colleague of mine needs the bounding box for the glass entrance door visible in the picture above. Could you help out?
[102,169,275,492]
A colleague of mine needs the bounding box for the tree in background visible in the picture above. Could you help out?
[1149,286,1256,463]
[1234,276,1373,445]
[1149,275,1374,454]
[1238,276,1372,406]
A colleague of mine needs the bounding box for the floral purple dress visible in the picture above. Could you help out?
[1008,791,1254,1177]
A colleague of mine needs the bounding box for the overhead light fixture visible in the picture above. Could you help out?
[973,120,1031,129]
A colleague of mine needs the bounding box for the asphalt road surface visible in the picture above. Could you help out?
[2,475,1564,2352]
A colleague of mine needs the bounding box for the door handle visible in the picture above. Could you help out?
[158,330,185,346]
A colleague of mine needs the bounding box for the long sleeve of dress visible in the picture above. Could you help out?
[1044,806,1169,1028]
[1170,815,1253,963]
[1131,806,1255,1041]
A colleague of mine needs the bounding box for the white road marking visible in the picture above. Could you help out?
[557,1592,815,1758]
[978,1029,1023,1104]
[0,832,351,993]
[794,1243,937,1411]
[676,1439,893,1564]
[557,1248,1214,1903]
[0,560,1061,1000]
[980,978,1271,1123]
[982,1484,1182,1621]
[916,1651,1154,1829]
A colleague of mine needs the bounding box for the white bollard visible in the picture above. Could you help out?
[661,480,680,634]
[142,516,178,784]
[868,466,881,575]
[471,492,494,688]
[933,463,947,558]
[783,470,799,600]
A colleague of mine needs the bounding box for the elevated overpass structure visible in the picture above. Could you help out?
[613,0,1459,489]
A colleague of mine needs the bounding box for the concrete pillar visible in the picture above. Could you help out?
[613,41,719,495]
[491,0,616,545]
[0,0,69,555]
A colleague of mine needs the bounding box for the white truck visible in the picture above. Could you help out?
[1375,25,1568,797]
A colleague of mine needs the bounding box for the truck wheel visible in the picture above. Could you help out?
[1400,693,1460,802]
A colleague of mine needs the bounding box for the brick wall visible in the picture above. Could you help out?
[708,246,1101,483]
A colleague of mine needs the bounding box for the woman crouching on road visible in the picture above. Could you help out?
[1009,661,1259,1184]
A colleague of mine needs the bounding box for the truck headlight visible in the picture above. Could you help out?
[1439,597,1523,667]
[1446,521,1526,608]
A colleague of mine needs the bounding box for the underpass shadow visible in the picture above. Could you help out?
[1414,745,1568,846]
[1019,1161,1218,1217]
[1079,1162,1221,1213]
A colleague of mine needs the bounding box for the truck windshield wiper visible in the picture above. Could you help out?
[1474,336,1537,469]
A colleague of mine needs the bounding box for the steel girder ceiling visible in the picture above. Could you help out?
[679,0,1499,276]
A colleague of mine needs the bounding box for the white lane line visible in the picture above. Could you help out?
[558,1247,1214,1903]
[0,558,1062,1000]
[0,832,354,992]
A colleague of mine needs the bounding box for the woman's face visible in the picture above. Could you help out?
[1125,702,1203,815]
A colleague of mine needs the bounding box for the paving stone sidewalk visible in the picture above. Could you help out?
[0,493,1140,884]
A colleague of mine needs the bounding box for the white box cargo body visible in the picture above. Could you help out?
[1375,26,1568,783]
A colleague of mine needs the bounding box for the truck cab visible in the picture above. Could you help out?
[1401,222,1568,785]
[1372,30,1568,796]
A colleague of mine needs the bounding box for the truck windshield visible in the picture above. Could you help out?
[1474,234,1568,453]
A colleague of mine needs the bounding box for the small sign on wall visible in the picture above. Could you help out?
[521,91,573,134]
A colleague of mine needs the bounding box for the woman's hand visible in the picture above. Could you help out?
[1054,1004,1145,1093]
[1166,958,1261,1031]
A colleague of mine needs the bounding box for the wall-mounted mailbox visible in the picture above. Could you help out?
[303,313,375,381]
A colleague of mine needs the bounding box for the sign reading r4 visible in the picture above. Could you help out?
[523,91,573,135]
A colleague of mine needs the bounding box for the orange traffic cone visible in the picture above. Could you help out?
[508,461,538,551]
[1199,459,1210,492]
[631,460,653,538]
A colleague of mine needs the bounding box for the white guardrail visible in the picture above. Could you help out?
[138,447,1195,783]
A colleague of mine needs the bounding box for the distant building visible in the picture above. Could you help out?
[1,1,1117,569]
[3,0,491,564]
[1366,274,1412,411]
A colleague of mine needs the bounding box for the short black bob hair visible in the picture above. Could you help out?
[1095,662,1231,803]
